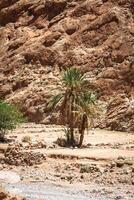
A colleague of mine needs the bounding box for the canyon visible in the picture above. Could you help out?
[0,0,134,131]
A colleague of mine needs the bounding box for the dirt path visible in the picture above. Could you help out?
[10,123,134,160]
[38,148,134,160]
[12,124,134,145]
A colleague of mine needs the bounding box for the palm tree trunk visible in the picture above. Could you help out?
[70,127,75,147]
[69,94,75,147]
[78,114,87,147]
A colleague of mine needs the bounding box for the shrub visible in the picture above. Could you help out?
[22,135,31,143]
[0,102,25,142]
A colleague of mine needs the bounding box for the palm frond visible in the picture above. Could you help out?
[62,68,86,90]
[75,90,100,127]
[47,94,63,110]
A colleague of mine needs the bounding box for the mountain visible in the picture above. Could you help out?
[0,0,133,131]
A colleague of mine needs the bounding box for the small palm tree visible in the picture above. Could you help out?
[76,92,99,147]
[48,68,99,147]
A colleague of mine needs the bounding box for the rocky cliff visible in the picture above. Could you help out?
[0,0,134,131]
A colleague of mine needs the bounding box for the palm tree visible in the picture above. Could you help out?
[48,68,99,147]
[48,68,87,146]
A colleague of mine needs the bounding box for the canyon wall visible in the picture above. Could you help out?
[0,0,133,131]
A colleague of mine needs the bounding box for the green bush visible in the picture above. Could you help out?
[0,102,25,142]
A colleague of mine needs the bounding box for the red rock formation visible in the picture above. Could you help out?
[0,0,133,131]
[105,95,134,132]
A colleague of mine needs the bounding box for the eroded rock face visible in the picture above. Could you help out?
[106,95,134,132]
[0,0,133,131]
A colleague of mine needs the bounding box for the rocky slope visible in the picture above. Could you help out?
[0,0,134,131]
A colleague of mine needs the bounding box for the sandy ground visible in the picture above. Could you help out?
[0,123,134,200]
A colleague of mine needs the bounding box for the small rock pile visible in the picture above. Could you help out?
[4,144,46,166]
[115,156,134,168]
[80,164,101,173]
[0,188,23,200]
[54,137,68,147]
[23,140,47,150]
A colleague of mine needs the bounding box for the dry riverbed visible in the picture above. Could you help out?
[0,123,134,200]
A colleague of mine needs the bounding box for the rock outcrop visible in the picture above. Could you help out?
[0,0,133,131]
[105,95,134,132]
